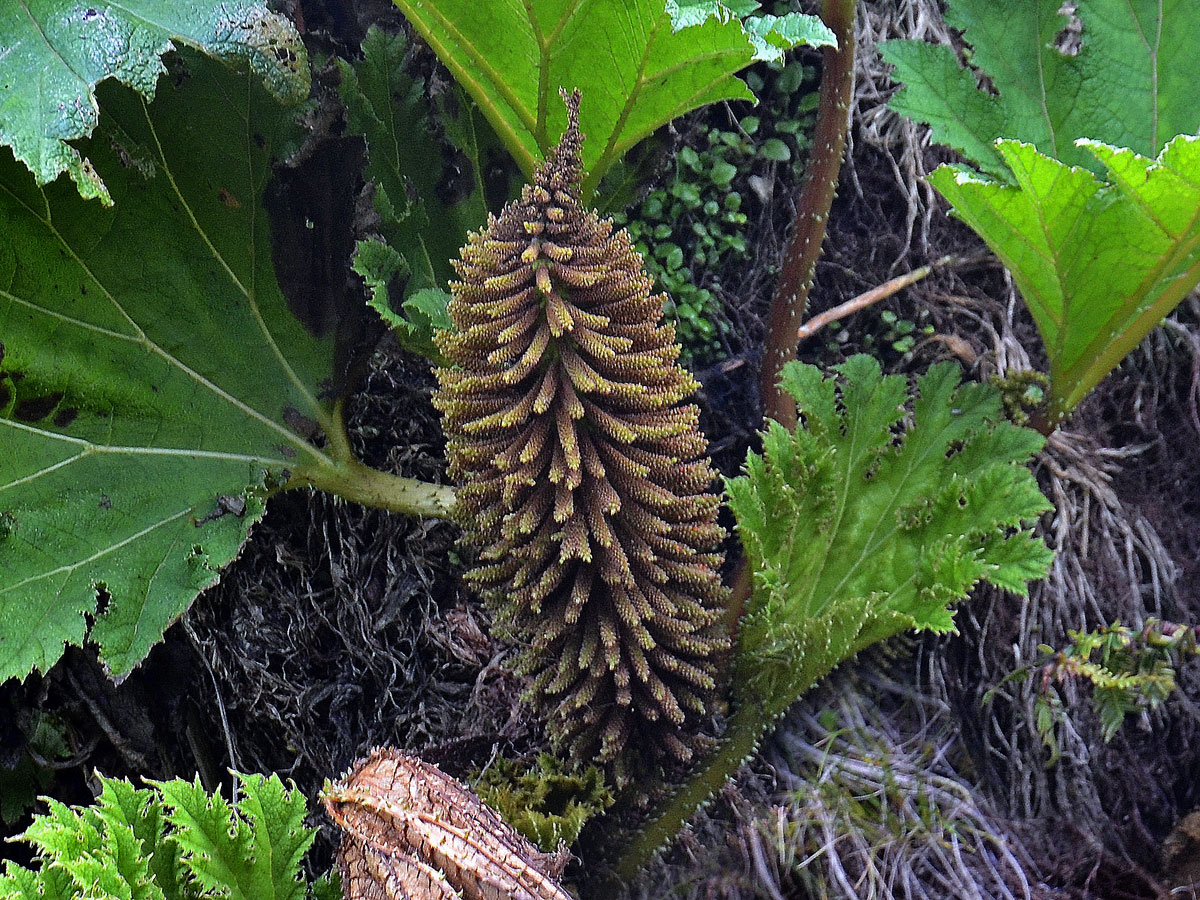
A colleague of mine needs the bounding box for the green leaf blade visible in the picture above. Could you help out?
[157,774,314,900]
[0,2,308,203]
[0,863,75,900]
[878,39,1009,178]
[93,778,186,900]
[388,0,831,191]
[155,777,251,900]
[0,56,337,682]
[728,357,1052,719]
[886,0,1200,424]
[930,137,1200,423]
[882,0,1200,178]
[231,773,314,900]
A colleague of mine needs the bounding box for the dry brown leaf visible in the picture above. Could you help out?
[324,747,573,900]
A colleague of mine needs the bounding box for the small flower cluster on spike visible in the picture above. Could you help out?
[434,90,729,783]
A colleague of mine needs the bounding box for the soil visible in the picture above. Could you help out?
[3,1,1199,897]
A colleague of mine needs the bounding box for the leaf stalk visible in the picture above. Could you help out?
[287,405,456,518]
[601,703,768,889]
[288,456,456,519]
[760,0,856,429]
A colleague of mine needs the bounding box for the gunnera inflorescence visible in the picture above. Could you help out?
[434,90,729,782]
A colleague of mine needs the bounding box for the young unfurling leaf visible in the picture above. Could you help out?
[612,357,1054,879]
[1,773,315,900]
[728,355,1053,716]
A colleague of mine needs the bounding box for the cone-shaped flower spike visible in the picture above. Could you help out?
[434,91,728,783]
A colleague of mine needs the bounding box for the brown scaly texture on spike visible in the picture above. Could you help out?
[433,90,729,782]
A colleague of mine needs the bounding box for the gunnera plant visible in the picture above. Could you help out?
[434,91,728,783]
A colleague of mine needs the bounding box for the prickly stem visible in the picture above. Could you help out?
[589,703,771,893]
[760,0,856,430]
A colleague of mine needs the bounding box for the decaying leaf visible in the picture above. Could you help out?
[323,748,572,900]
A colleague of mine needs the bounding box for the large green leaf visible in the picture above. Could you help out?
[882,0,1200,425]
[388,0,833,195]
[726,356,1053,716]
[931,137,1200,425]
[880,0,1200,179]
[0,54,336,682]
[0,1,309,204]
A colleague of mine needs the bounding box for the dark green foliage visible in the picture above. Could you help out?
[473,754,614,852]
[613,51,817,361]
[822,307,936,360]
[612,135,749,358]
[0,712,69,825]
[338,27,498,352]
[337,26,490,298]
[873,309,929,356]
[355,239,453,363]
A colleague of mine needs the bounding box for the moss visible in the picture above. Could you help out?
[473,754,614,852]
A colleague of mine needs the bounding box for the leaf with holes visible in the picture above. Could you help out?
[0,53,337,683]
[0,1,308,204]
